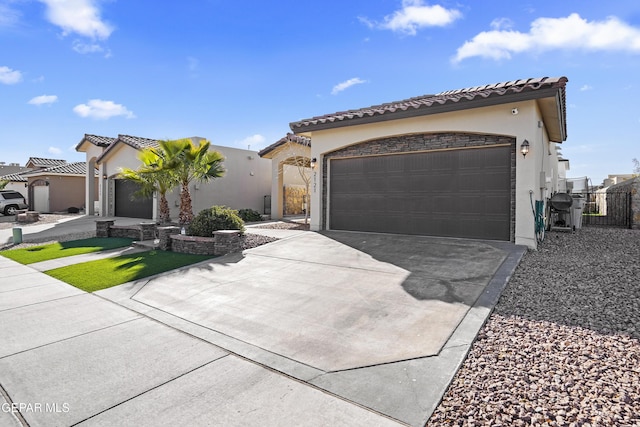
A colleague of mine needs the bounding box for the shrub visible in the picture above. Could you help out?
[187,205,245,237]
[237,208,262,222]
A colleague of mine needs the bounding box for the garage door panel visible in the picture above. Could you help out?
[114,179,153,219]
[329,146,511,240]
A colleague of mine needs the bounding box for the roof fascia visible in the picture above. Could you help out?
[291,87,562,134]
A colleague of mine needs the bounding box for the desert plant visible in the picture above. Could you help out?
[119,147,179,224]
[160,138,225,226]
[237,208,262,222]
[187,206,245,237]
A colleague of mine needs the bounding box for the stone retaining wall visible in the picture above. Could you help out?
[96,220,243,255]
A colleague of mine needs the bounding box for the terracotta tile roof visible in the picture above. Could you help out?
[83,134,117,147]
[258,133,311,158]
[117,134,160,150]
[95,134,160,164]
[26,157,67,168]
[290,76,568,140]
[23,162,97,176]
[0,172,28,182]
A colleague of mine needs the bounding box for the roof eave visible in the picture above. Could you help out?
[291,86,565,136]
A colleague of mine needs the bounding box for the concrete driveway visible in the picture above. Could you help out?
[0,223,525,426]
[123,231,507,371]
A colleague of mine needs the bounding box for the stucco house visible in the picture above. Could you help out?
[276,76,568,249]
[1,157,81,206]
[22,162,98,213]
[0,172,29,200]
[76,134,271,220]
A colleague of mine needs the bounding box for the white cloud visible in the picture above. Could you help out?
[73,99,135,120]
[454,13,640,63]
[490,18,514,31]
[0,66,22,84]
[237,134,265,149]
[580,84,593,91]
[28,95,58,105]
[331,77,367,95]
[72,40,104,54]
[38,0,113,39]
[361,0,461,35]
[48,146,62,155]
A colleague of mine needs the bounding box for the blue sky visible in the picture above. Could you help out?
[1,0,639,185]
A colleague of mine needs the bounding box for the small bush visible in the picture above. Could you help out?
[238,208,262,222]
[187,206,245,237]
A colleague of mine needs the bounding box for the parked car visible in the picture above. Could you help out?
[0,190,28,215]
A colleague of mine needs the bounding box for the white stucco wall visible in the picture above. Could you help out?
[1,182,28,201]
[301,101,562,249]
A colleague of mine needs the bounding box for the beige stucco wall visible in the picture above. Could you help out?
[301,101,562,249]
[165,145,272,218]
[84,140,271,221]
[28,175,97,213]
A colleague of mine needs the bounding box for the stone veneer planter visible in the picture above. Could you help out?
[170,230,243,256]
[96,220,244,256]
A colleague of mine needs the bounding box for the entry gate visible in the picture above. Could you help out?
[581,190,632,228]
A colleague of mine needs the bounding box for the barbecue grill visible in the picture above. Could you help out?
[549,192,574,231]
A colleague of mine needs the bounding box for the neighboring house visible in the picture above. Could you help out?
[0,172,29,201]
[22,162,98,213]
[282,76,568,249]
[0,162,29,176]
[1,158,69,203]
[76,134,271,220]
[603,174,635,187]
[25,157,67,169]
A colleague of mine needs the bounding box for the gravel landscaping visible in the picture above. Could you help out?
[428,227,640,426]
[252,220,310,231]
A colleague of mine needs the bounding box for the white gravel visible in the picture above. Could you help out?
[428,227,640,426]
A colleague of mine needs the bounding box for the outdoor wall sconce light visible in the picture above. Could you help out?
[310,158,317,169]
[520,140,530,157]
[102,174,107,179]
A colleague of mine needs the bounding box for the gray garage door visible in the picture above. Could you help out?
[114,179,153,219]
[329,146,511,240]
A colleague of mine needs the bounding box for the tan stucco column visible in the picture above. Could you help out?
[86,158,96,215]
[271,161,284,220]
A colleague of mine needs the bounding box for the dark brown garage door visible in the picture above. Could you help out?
[329,146,511,240]
[114,179,153,219]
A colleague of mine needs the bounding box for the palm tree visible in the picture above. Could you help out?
[160,138,225,225]
[119,148,178,224]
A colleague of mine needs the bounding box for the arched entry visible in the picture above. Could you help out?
[258,134,312,221]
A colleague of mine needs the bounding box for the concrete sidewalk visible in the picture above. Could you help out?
[0,223,526,426]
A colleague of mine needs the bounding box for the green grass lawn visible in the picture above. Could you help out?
[1,238,134,264]
[45,250,213,292]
